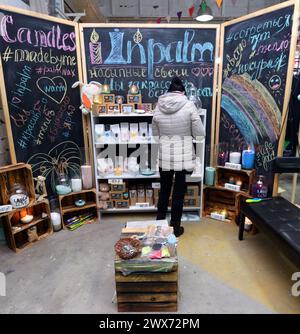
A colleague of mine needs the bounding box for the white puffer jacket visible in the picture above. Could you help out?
[152,92,205,171]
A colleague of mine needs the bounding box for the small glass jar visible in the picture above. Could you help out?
[55,172,72,195]
[9,183,29,209]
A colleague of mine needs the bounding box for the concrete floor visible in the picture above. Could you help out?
[0,212,300,314]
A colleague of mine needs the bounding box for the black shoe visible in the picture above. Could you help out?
[174,226,184,237]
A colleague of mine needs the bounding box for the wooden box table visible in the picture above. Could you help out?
[115,232,178,312]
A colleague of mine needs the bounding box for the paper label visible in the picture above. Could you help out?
[224,183,241,192]
[10,194,29,208]
[225,162,242,170]
[210,212,225,221]
[0,204,12,213]
[152,182,160,189]
[108,179,123,184]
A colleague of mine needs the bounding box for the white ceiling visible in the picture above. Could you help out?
[95,0,282,19]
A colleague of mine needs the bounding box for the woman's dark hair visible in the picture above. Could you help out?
[168,76,186,94]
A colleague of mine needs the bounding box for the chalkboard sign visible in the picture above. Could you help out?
[81,24,218,163]
[0,7,85,194]
[217,2,297,195]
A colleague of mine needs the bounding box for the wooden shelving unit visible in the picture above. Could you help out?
[203,166,256,223]
[0,164,53,252]
[91,109,206,217]
[215,166,256,195]
[58,188,99,228]
[2,200,52,253]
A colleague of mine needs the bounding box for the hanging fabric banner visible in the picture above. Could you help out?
[216,0,223,8]
[188,5,195,17]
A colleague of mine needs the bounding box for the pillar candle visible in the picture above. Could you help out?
[71,178,82,192]
[229,152,241,164]
[81,165,93,189]
[242,149,255,169]
[50,212,62,232]
[205,167,215,186]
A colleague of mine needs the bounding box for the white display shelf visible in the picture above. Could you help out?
[101,206,201,213]
[95,139,157,146]
[90,109,206,218]
[97,172,203,180]
[97,172,160,180]
[94,113,153,117]
[95,139,203,146]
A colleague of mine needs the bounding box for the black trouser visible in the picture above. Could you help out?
[156,168,191,225]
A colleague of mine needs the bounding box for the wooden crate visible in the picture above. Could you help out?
[203,186,237,222]
[58,189,98,228]
[0,163,35,210]
[2,200,52,252]
[115,271,178,312]
[215,167,256,195]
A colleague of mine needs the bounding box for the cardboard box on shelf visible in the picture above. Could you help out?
[183,197,200,207]
[110,192,123,200]
[185,185,199,197]
[115,199,129,208]
[111,183,126,192]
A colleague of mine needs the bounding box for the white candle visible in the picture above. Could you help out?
[50,212,62,232]
[71,178,82,192]
[81,165,93,189]
[229,152,241,164]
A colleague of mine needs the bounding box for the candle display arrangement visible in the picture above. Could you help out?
[95,122,152,144]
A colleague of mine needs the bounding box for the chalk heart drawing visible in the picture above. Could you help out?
[37,76,67,104]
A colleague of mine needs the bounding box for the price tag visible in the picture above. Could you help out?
[152,182,160,189]
[225,162,242,170]
[210,212,225,221]
[224,183,241,192]
[108,179,123,184]
[0,204,12,213]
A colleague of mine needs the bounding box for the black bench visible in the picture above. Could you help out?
[238,197,300,268]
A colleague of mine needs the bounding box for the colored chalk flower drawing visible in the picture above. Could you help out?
[221,73,281,147]
[27,141,81,193]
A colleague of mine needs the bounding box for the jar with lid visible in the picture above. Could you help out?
[251,175,268,198]
[55,172,72,195]
[9,183,29,209]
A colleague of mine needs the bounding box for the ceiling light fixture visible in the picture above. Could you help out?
[195,0,214,22]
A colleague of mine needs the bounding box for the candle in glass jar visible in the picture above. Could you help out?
[81,165,93,189]
[229,152,241,164]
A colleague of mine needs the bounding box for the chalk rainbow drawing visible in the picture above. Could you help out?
[221,73,281,146]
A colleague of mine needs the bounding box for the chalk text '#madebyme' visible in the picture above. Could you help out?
[0,15,76,52]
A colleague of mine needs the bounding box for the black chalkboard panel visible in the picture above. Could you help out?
[81,25,217,161]
[218,4,295,195]
[0,8,85,194]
